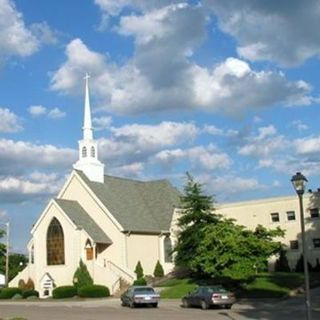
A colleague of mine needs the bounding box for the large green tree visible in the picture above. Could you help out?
[174,173,219,270]
[174,173,284,280]
[0,228,6,275]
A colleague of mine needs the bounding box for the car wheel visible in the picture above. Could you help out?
[201,300,208,310]
[152,303,158,308]
[182,299,189,308]
[225,304,232,309]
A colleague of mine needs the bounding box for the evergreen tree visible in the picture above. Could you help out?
[0,228,6,275]
[134,261,144,279]
[295,254,304,273]
[174,173,219,270]
[274,248,291,272]
[73,260,93,290]
[153,260,164,278]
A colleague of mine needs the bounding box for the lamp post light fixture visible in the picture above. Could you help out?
[291,172,312,320]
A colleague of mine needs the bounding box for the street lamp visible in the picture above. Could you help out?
[291,172,311,320]
[0,221,10,287]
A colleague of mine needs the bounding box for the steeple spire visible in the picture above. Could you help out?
[83,73,93,140]
[73,74,105,183]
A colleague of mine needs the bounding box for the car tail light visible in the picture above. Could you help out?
[212,294,221,299]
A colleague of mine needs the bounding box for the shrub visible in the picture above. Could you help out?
[78,284,110,298]
[0,288,22,299]
[274,249,290,272]
[18,279,26,289]
[22,289,39,299]
[73,260,93,290]
[134,261,144,279]
[133,277,147,285]
[52,286,77,299]
[153,260,164,277]
[12,293,23,300]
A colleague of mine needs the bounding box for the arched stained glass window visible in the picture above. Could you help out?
[47,217,65,265]
[82,146,87,158]
[164,236,173,263]
[90,146,95,158]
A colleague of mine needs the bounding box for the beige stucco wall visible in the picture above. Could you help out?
[217,194,320,269]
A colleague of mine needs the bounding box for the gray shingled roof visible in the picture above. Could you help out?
[55,198,112,244]
[76,170,181,233]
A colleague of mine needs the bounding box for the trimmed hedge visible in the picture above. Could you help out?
[52,286,77,299]
[22,289,39,299]
[133,278,147,285]
[0,287,22,299]
[77,284,110,298]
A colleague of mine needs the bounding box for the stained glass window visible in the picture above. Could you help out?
[47,217,65,265]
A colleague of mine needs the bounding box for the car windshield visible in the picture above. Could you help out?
[134,287,155,294]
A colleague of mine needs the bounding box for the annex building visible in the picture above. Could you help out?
[10,76,320,298]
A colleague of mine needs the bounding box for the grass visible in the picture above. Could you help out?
[157,272,320,299]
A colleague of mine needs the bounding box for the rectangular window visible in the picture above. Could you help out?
[313,238,320,248]
[286,211,296,221]
[271,212,280,223]
[290,240,299,250]
[310,208,319,218]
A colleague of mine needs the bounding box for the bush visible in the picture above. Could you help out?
[153,260,164,277]
[274,249,290,272]
[134,261,144,279]
[0,288,22,299]
[78,284,110,298]
[18,279,26,289]
[22,289,39,299]
[133,278,147,285]
[73,260,93,290]
[25,278,35,290]
[52,286,77,299]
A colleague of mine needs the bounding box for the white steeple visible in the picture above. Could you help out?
[73,74,105,183]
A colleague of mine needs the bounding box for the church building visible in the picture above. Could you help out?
[10,75,181,298]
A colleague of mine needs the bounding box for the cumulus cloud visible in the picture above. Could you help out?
[154,145,231,172]
[93,116,112,130]
[0,139,76,175]
[0,107,22,133]
[205,0,320,66]
[50,38,311,116]
[28,105,66,119]
[0,175,63,203]
[0,0,56,58]
[293,137,320,155]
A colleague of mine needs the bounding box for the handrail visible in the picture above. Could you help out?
[107,260,135,281]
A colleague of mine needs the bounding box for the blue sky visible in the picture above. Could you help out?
[1,0,320,252]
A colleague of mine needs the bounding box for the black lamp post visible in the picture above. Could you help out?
[291,172,311,320]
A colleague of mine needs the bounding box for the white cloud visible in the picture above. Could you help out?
[0,107,22,132]
[0,0,56,58]
[154,144,231,171]
[48,107,66,119]
[0,209,7,219]
[291,120,309,131]
[28,105,66,119]
[93,116,112,130]
[205,0,320,66]
[0,139,76,175]
[293,137,320,155]
[28,105,47,117]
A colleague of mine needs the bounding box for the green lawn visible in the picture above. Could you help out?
[157,272,320,299]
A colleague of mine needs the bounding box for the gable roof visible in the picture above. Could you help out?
[75,170,181,233]
[55,198,112,244]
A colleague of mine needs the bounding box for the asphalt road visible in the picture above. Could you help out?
[0,290,320,320]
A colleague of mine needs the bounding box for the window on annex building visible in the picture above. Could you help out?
[313,238,320,249]
[286,211,296,221]
[47,217,65,265]
[164,236,173,263]
[270,212,280,223]
[290,240,299,250]
[310,208,319,219]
